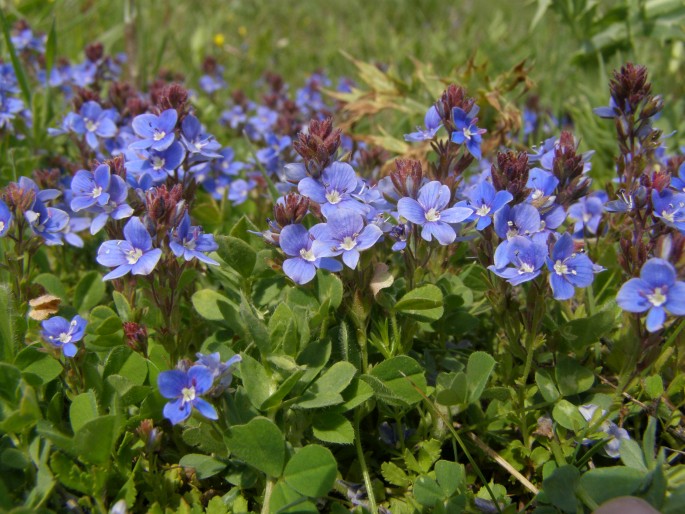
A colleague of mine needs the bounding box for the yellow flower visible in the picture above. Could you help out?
[213,34,225,47]
[238,26,247,37]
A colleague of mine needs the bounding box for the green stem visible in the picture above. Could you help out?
[354,409,378,514]
[261,476,276,514]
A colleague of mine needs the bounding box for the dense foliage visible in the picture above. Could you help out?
[2,4,685,514]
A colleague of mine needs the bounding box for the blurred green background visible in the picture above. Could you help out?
[5,0,685,158]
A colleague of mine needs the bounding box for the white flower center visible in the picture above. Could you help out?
[181,386,196,404]
[425,208,440,222]
[0,221,4,233]
[153,130,166,141]
[532,189,543,200]
[463,127,473,140]
[58,332,72,343]
[476,204,491,217]
[506,228,518,239]
[647,287,667,307]
[126,247,143,265]
[184,239,197,250]
[341,236,357,251]
[325,190,342,205]
[92,186,103,198]
[662,210,675,223]
[151,156,165,170]
[519,262,534,274]
[583,212,592,222]
[299,248,316,262]
[85,119,98,132]
[554,260,569,276]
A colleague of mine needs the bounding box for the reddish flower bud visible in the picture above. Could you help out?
[491,151,530,204]
[293,117,342,178]
[84,42,104,63]
[273,193,310,228]
[391,159,423,198]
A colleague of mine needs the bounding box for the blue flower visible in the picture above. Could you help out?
[24,200,69,246]
[96,217,163,280]
[489,236,547,285]
[228,178,256,205]
[397,181,473,245]
[578,404,630,459]
[0,199,12,237]
[169,212,219,265]
[158,365,218,425]
[41,315,87,358]
[70,164,113,212]
[652,189,685,232]
[298,162,366,217]
[247,106,277,137]
[70,101,118,150]
[567,192,607,237]
[526,168,559,202]
[671,161,685,193]
[450,106,486,160]
[180,115,222,161]
[0,92,23,130]
[125,141,186,183]
[404,105,442,142]
[195,353,242,395]
[279,223,343,285]
[546,233,597,300]
[130,109,178,151]
[616,258,685,332]
[313,211,383,269]
[465,180,513,230]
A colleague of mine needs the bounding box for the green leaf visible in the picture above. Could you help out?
[45,19,57,74]
[369,355,427,406]
[381,461,410,487]
[239,355,272,410]
[535,369,560,402]
[394,284,444,321]
[555,357,595,396]
[643,416,657,469]
[69,391,99,433]
[179,454,227,479]
[192,289,235,321]
[620,439,648,471]
[240,296,270,356]
[579,467,646,506]
[0,362,21,403]
[268,303,299,356]
[315,272,343,309]
[73,415,120,465]
[216,235,257,278]
[466,351,496,403]
[552,400,587,431]
[73,271,106,313]
[312,412,354,444]
[435,460,465,498]
[112,291,132,322]
[542,465,579,513]
[33,273,67,299]
[230,214,261,242]
[0,9,31,104]
[260,369,305,411]
[15,346,62,385]
[283,444,337,498]
[436,372,468,406]
[414,475,444,507]
[224,417,285,477]
[269,482,318,514]
[312,361,357,394]
[644,375,664,400]
[563,309,617,352]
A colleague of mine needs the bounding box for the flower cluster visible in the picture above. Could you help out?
[157,353,241,425]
